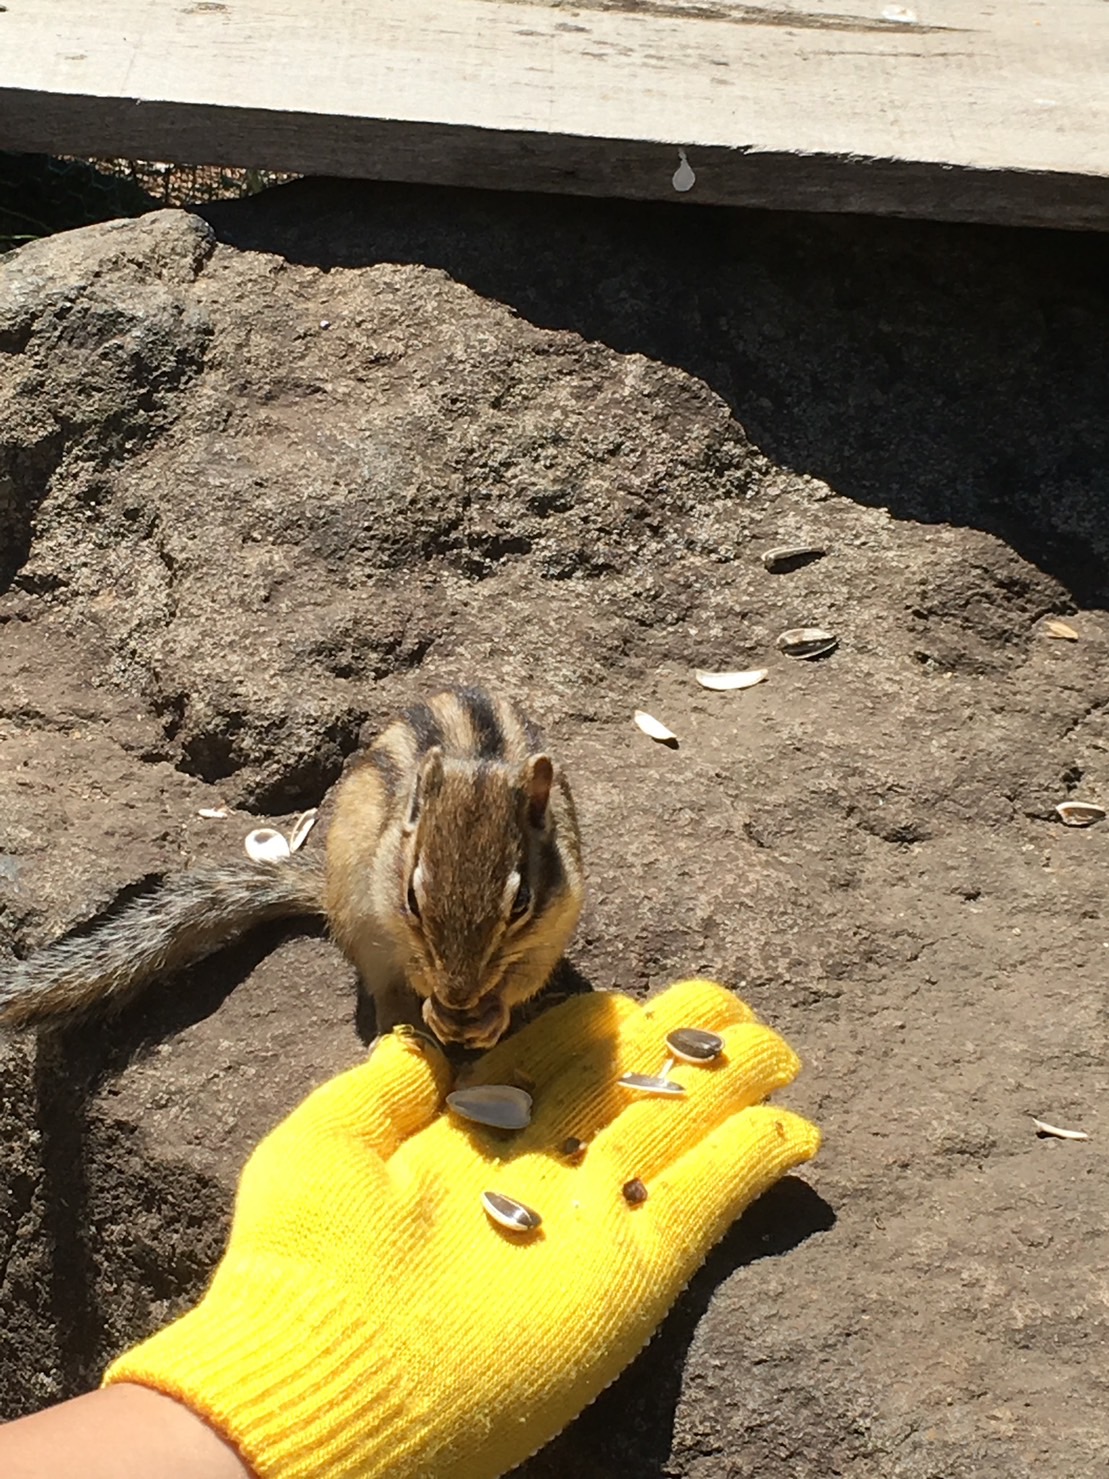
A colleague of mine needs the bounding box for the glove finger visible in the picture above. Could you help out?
[640,1104,821,1268]
[581,1020,802,1185]
[609,977,758,1068]
[464,987,771,1158]
[276,1030,452,1160]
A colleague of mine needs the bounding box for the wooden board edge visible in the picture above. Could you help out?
[3,89,1109,232]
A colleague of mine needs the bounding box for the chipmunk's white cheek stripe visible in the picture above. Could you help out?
[503,870,521,911]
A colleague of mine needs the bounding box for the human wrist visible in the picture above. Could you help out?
[104,1250,408,1479]
[0,1384,251,1479]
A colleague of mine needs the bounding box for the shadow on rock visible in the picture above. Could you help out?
[202,179,1109,606]
[513,1176,835,1478]
[32,1029,101,1395]
[27,911,326,1084]
[31,1023,230,1409]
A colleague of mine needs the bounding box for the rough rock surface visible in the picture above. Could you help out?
[1,180,1108,1476]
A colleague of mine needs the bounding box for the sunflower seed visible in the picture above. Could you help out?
[777,627,838,659]
[694,668,768,692]
[666,1027,725,1063]
[287,809,319,852]
[1044,620,1079,641]
[1032,1118,1089,1141]
[622,1177,649,1205]
[1055,801,1106,828]
[447,1085,533,1130]
[481,1191,542,1232]
[244,828,292,862]
[762,546,826,574]
[633,710,679,746]
[617,1072,686,1096]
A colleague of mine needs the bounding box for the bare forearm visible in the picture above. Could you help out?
[0,1384,251,1479]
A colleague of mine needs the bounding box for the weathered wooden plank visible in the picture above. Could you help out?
[1,0,1108,229]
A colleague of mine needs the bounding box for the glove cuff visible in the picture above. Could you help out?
[104,1250,407,1479]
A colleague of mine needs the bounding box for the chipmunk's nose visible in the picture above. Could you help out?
[437,968,495,1011]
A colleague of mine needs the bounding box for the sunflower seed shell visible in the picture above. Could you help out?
[447,1085,533,1130]
[244,828,292,862]
[666,1027,725,1063]
[1055,801,1106,828]
[762,545,826,573]
[1044,620,1079,641]
[287,809,319,852]
[694,669,768,691]
[617,1072,686,1097]
[1032,1118,1089,1141]
[777,627,838,659]
[482,1191,542,1231]
[633,710,678,744]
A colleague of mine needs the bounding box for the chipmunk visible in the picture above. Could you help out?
[0,688,584,1049]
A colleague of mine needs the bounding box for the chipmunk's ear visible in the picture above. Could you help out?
[406,746,444,830]
[524,754,554,828]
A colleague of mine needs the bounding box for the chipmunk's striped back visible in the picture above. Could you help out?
[363,687,543,790]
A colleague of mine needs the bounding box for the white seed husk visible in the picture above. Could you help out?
[1032,1118,1089,1141]
[777,627,838,659]
[1055,802,1106,828]
[694,669,768,692]
[633,710,678,744]
[244,828,292,862]
[1044,620,1079,641]
[481,1191,542,1231]
[447,1085,533,1130]
[197,807,229,819]
[666,1027,725,1062]
[617,1072,686,1097]
[287,808,319,852]
[762,545,826,573]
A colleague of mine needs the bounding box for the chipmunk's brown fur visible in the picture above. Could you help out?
[0,688,584,1048]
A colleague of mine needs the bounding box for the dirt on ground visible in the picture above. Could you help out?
[1,179,1108,1476]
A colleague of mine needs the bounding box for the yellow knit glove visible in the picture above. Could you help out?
[104,979,820,1479]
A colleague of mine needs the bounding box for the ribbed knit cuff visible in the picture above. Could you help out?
[104,1252,411,1479]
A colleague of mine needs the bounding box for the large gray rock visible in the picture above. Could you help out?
[1,182,1107,1475]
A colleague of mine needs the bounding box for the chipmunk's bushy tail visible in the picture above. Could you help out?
[0,859,327,1027]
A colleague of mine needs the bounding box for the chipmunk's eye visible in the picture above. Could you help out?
[510,877,532,920]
